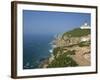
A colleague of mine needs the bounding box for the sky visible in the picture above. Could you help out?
[23,10,91,35]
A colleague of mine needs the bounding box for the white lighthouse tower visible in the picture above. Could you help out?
[80,22,91,29]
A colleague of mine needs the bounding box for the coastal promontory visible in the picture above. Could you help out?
[40,28,91,68]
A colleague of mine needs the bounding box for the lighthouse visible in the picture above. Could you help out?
[80,22,91,29]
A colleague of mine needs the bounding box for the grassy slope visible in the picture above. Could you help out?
[63,28,90,37]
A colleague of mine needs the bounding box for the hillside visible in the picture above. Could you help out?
[40,28,91,68]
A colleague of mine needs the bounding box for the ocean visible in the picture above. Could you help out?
[23,34,54,69]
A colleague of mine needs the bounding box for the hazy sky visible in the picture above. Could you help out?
[23,10,91,35]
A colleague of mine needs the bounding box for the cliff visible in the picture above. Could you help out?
[41,28,91,68]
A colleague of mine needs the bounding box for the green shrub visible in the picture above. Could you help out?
[47,52,78,68]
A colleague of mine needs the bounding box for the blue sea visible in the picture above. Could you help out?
[23,34,54,69]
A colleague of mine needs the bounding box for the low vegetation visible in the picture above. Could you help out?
[47,49,78,68]
[63,28,90,37]
[78,41,90,47]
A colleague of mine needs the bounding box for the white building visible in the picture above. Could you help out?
[81,37,89,42]
[80,22,91,29]
[80,35,91,42]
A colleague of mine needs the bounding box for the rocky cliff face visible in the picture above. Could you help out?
[41,28,91,68]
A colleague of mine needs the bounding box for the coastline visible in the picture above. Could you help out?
[39,28,91,68]
[39,34,58,68]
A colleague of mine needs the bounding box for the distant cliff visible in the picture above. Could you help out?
[40,28,91,68]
